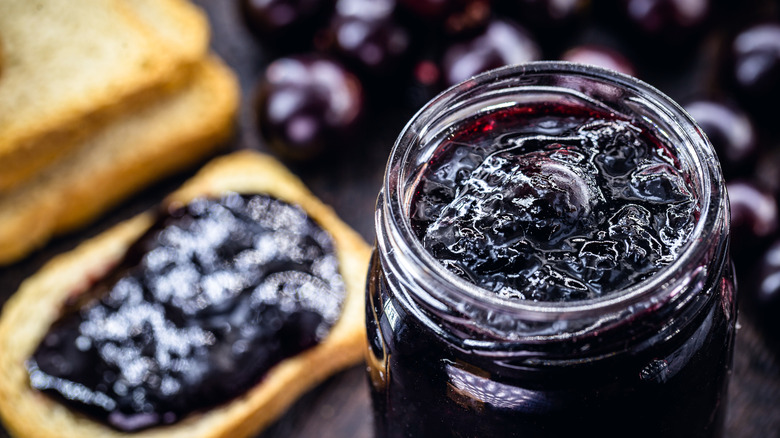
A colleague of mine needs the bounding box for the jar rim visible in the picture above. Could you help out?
[379,61,729,323]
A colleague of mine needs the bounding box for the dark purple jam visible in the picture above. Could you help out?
[409,103,697,301]
[367,98,735,438]
[27,193,345,432]
[366,252,735,438]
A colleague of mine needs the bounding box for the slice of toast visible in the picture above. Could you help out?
[0,0,208,193]
[0,55,239,265]
[120,0,209,64]
[0,151,371,438]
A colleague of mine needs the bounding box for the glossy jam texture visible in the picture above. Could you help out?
[28,193,345,432]
[366,250,735,438]
[410,102,698,301]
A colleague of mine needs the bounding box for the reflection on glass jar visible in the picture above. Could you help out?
[366,62,736,438]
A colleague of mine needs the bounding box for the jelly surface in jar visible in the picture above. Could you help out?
[409,101,697,302]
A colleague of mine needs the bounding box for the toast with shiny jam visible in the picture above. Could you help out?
[0,151,371,437]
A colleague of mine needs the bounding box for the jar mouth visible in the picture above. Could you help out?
[380,61,728,322]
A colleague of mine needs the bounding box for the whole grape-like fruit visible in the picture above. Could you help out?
[398,0,491,35]
[240,0,333,51]
[684,99,758,178]
[751,239,780,336]
[254,55,364,160]
[727,180,779,266]
[441,19,541,86]
[319,0,412,79]
[620,0,710,39]
[722,22,780,117]
[500,0,590,40]
[596,0,711,58]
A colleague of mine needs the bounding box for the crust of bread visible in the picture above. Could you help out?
[0,0,208,193]
[120,0,209,64]
[0,55,239,266]
[0,150,372,438]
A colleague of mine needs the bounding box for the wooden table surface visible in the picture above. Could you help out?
[2,1,780,437]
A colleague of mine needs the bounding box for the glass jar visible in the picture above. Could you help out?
[366,62,736,438]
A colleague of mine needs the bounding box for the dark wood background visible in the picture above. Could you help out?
[1,1,779,436]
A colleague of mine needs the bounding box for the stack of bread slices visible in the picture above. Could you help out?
[0,0,240,265]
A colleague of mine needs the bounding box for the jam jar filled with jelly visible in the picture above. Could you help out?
[366,62,736,438]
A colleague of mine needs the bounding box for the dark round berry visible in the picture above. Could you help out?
[755,149,780,196]
[757,241,780,302]
[723,22,780,115]
[752,239,780,335]
[441,19,541,87]
[240,0,333,50]
[727,180,779,263]
[318,0,412,79]
[500,0,590,36]
[620,0,710,39]
[398,0,491,36]
[683,99,758,178]
[595,0,711,59]
[561,45,637,76]
[255,55,364,160]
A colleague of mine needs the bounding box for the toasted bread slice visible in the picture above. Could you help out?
[0,151,371,438]
[0,55,239,265]
[0,0,207,193]
[121,0,209,64]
